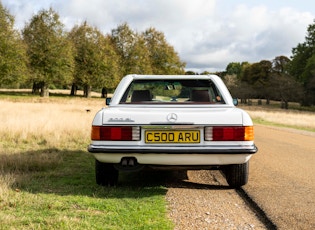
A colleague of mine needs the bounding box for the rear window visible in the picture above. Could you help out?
[119,79,225,104]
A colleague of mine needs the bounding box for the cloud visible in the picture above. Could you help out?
[182,4,314,71]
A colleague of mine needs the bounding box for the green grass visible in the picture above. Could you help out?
[0,148,173,230]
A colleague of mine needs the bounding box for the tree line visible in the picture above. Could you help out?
[220,48,315,108]
[1,2,315,106]
[221,20,315,108]
[0,4,185,97]
[222,56,301,109]
[186,23,315,108]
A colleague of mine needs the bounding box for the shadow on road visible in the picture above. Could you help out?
[236,188,277,230]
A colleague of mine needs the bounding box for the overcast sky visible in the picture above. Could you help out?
[2,0,315,72]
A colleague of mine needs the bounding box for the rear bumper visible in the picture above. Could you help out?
[92,153,253,165]
[88,144,258,154]
[88,144,257,165]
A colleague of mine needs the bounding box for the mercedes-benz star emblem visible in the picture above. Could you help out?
[167,113,178,122]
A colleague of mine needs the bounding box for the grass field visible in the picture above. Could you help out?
[0,93,314,229]
[0,96,173,229]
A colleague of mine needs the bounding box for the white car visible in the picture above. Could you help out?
[88,74,258,187]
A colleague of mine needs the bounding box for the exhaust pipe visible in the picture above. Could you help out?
[128,158,135,166]
[120,157,137,167]
[117,157,143,171]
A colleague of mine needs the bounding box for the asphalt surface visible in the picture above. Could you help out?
[166,125,315,229]
[243,125,315,229]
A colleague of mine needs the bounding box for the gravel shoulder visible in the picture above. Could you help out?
[166,170,267,229]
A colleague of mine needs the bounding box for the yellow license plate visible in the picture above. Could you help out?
[145,130,200,143]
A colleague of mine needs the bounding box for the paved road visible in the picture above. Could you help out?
[244,125,315,229]
[166,125,315,229]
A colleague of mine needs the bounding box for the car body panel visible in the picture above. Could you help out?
[88,74,257,168]
[100,107,246,125]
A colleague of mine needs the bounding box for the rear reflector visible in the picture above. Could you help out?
[205,126,254,141]
[91,126,140,141]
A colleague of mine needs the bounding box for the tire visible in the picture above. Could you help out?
[95,160,119,186]
[224,162,249,188]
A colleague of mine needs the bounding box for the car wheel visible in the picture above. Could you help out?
[224,162,249,188]
[95,160,119,186]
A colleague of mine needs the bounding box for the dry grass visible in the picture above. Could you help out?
[242,106,315,130]
[0,97,105,197]
[0,98,104,152]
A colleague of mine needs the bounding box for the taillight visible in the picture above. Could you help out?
[205,126,254,141]
[91,126,140,141]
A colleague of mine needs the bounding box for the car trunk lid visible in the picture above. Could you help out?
[102,107,243,125]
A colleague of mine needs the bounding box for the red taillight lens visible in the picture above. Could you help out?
[91,126,140,141]
[205,126,254,141]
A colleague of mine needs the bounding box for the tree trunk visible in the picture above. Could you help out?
[266,98,270,105]
[84,85,92,98]
[40,83,49,97]
[70,83,77,96]
[32,82,40,94]
[281,100,289,109]
[101,87,107,98]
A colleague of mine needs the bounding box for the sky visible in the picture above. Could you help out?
[2,0,315,73]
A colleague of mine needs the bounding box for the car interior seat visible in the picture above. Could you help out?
[191,89,211,102]
[131,90,152,102]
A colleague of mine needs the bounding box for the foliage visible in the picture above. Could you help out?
[111,23,185,76]
[240,60,272,86]
[225,62,242,77]
[142,27,186,74]
[224,20,315,107]
[1,8,186,96]
[290,20,315,105]
[225,56,303,108]
[0,2,28,87]
[69,21,120,97]
[22,8,74,97]
[111,23,153,76]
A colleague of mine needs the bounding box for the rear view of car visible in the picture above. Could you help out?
[88,74,258,187]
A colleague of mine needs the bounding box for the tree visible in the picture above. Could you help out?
[268,56,302,108]
[299,54,315,105]
[272,56,290,73]
[240,60,272,101]
[0,2,28,87]
[224,73,255,104]
[142,27,185,74]
[111,23,152,76]
[185,71,198,75]
[111,24,186,76]
[226,62,242,77]
[290,20,315,105]
[69,22,120,97]
[22,8,74,97]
